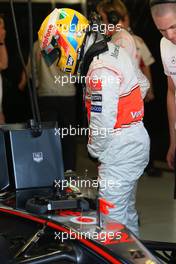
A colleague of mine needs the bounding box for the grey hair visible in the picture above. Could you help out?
[151,3,176,17]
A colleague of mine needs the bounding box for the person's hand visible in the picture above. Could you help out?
[0,19,6,43]
[144,88,155,103]
[18,81,25,92]
[166,144,176,169]
[0,112,5,124]
[18,71,26,92]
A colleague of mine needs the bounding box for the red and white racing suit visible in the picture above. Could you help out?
[111,29,150,99]
[86,42,150,236]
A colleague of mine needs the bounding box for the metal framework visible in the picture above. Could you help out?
[0,0,87,16]
[143,240,176,263]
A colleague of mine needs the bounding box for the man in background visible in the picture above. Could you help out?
[150,0,176,192]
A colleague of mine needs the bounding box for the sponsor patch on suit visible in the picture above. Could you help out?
[91,94,102,102]
[91,105,102,113]
[89,79,102,91]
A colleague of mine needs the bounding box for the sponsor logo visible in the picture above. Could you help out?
[169,71,176,75]
[64,68,72,73]
[42,24,54,49]
[91,105,102,113]
[32,152,43,163]
[91,94,102,102]
[77,31,83,38]
[66,55,74,66]
[102,231,133,245]
[171,56,176,64]
[89,79,102,91]
[55,34,60,41]
[131,109,143,119]
[77,48,82,60]
[45,44,54,54]
[70,216,96,225]
[111,45,119,59]
[130,250,145,259]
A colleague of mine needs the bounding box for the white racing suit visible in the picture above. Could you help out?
[86,42,150,236]
[111,29,150,99]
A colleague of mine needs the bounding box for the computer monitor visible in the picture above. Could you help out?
[0,123,64,192]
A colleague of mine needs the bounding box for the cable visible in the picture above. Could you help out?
[9,0,41,127]
[9,0,37,123]
[27,0,41,124]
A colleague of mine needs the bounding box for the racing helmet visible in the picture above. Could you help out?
[150,0,176,7]
[38,8,89,75]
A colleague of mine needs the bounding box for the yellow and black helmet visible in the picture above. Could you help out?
[38,8,89,75]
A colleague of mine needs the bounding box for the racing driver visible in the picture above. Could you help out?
[38,8,150,236]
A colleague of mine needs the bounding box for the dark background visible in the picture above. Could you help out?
[0,0,169,161]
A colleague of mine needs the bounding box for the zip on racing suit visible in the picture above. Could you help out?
[86,41,150,237]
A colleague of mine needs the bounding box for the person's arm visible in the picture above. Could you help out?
[87,67,121,159]
[0,45,8,70]
[112,30,136,60]
[0,112,5,124]
[0,21,7,124]
[143,65,155,102]
[0,25,8,70]
[113,32,150,99]
[166,76,176,169]
[0,76,5,124]
[18,70,27,91]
